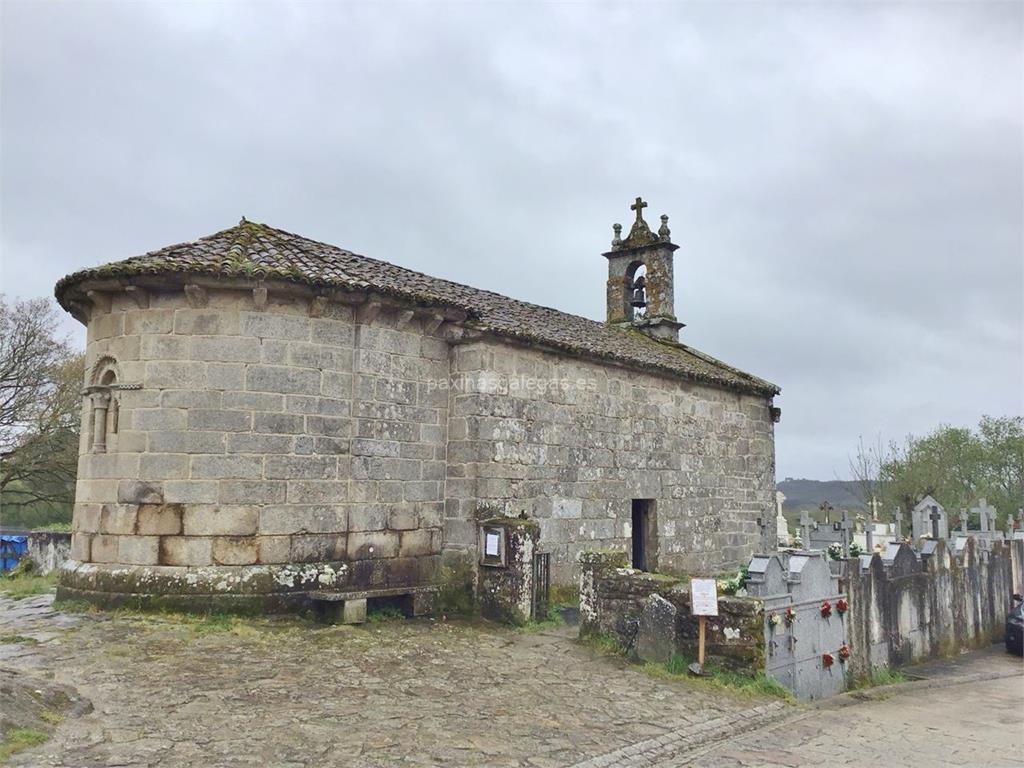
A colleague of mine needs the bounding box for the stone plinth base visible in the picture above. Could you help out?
[57,560,349,614]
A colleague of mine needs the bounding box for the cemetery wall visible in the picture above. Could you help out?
[578,551,764,672]
[27,530,72,575]
[1012,537,1024,596]
[446,339,777,585]
[845,538,1019,675]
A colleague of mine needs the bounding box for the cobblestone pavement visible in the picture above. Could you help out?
[1,594,786,767]
[674,649,1023,768]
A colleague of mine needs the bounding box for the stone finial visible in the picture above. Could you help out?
[658,214,671,243]
[613,196,658,250]
[612,223,622,248]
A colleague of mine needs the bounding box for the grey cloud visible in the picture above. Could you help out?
[1,0,1019,480]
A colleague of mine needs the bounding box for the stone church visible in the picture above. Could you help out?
[54,199,779,611]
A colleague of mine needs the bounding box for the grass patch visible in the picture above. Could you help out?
[51,598,93,614]
[519,605,566,633]
[0,634,38,645]
[366,605,406,624]
[32,522,72,532]
[849,667,908,690]
[39,709,63,725]
[549,584,579,608]
[580,631,629,657]
[0,572,57,601]
[642,654,794,702]
[0,728,49,764]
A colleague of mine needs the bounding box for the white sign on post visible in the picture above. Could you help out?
[690,578,719,617]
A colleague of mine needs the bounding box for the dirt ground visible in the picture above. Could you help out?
[3,593,1020,768]
[1,594,783,767]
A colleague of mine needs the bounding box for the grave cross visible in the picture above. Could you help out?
[630,197,648,221]
[799,510,817,550]
[838,509,854,558]
[1018,508,1023,530]
[865,520,874,553]
[929,505,942,540]
[894,507,903,539]
[820,501,834,525]
[972,498,996,533]
[959,508,969,535]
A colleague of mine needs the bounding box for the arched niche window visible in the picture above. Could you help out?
[87,358,121,453]
[626,261,648,321]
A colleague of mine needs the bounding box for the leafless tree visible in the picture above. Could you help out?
[848,434,888,507]
[0,296,83,506]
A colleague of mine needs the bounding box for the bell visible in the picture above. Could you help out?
[631,288,647,308]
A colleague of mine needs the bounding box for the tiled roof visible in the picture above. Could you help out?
[55,220,779,396]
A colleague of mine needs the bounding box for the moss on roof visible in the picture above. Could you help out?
[55,219,779,396]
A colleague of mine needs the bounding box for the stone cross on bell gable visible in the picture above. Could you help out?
[838,509,854,558]
[973,499,996,533]
[929,505,942,540]
[799,510,817,549]
[630,196,648,221]
[959,508,969,535]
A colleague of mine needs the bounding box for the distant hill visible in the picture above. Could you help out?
[776,478,866,513]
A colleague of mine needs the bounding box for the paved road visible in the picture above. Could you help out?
[676,649,1023,768]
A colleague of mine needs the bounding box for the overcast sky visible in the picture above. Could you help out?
[1,1,1021,481]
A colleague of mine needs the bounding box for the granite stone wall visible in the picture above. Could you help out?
[63,286,447,606]
[445,340,776,583]
[578,552,765,672]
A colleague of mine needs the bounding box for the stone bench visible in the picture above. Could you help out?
[310,585,438,624]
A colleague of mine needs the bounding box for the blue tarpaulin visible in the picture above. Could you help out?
[1,535,28,572]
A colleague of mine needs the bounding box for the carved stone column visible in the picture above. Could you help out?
[90,390,111,453]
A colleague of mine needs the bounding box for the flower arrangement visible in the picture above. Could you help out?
[827,542,843,560]
[822,652,834,669]
[784,606,796,626]
[717,565,750,596]
[838,644,851,662]
[768,611,781,628]
[836,598,849,616]
[820,600,832,618]
[849,543,863,558]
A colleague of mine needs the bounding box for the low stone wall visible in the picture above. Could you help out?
[27,531,72,575]
[578,551,764,672]
[845,538,1019,675]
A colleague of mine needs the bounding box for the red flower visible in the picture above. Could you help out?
[836,599,849,615]
[838,644,851,661]
[820,600,832,618]
[784,607,796,626]
[822,652,834,668]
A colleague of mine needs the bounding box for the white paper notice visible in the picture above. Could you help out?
[485,531,500,557]
[690,578,719,616]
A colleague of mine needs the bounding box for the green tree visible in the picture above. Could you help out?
[851,416,1024,530]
